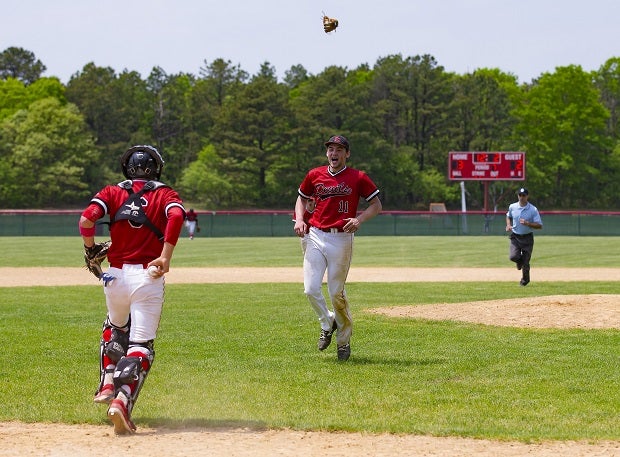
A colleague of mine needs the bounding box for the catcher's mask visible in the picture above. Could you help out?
[120,145,164,180]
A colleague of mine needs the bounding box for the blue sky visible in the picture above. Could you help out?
[2,0,618,84]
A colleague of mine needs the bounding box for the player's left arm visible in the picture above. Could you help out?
[343,196,382,233]
[148,204,185,276]
[147,241,176,277]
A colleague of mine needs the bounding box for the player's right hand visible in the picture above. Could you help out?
[294,221,307,237]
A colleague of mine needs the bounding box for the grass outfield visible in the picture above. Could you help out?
[0,235,618,267]
[0,237,618,441]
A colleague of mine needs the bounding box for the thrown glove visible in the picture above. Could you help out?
[84,241,111,279]
[323,13,338,33]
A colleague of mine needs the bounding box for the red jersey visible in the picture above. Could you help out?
[298,166,379,230]
[82,180,185,266]
[186,210,198,222]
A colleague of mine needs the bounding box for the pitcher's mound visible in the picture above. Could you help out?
[368,294,620,329]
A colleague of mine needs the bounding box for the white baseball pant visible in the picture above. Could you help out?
[303,227,354,346]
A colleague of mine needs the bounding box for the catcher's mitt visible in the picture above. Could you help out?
[322,12,338,33]
[84,241,111,279]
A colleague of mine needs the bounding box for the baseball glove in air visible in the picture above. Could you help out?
[323,13,338,33]
[84,241,111,279]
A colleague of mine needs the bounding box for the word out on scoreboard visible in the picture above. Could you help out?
[448,152,525,181]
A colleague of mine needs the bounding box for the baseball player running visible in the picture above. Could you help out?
[79,145,185,434]
[294,135,381,361]
[185,208,199,239]
[505,187,543,286]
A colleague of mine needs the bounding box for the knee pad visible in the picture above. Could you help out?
[101,317,130,363]
[127,340,155,367]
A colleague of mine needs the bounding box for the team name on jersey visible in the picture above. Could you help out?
[315,182,352,200]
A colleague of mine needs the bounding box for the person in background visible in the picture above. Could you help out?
[185,208,199,239]
[294,135,381,361]
[79,145,185,434]
[505,187,543,286]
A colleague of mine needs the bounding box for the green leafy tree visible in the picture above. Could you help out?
[513,65,611,208]
[0,98,97,207]
[145,68,197,182]
[178,144,234,207]
[198,58,248,107]
[594,58,620,206]
[188,59,248,149]
[168,58,251,189]
[0,47,46,85]
[447,69,521,210]
[448,69,519,151]
[289,65,351,136]
[371,54,452,171]
[283,64,310,89]
[595,57,620,140]
[211,62,291,207]
[0,77,66,121]
[368,54,454,208]
[66,64,151,184]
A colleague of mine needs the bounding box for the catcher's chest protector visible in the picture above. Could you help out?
[113,180,167,241]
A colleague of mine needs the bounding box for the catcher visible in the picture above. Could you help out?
[79,144,185,435]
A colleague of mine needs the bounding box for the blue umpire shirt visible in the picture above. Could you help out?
[506,202,543,235]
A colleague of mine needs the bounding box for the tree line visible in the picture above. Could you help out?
[1,46,619,210]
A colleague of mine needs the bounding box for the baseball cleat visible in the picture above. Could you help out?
[516,260,523,270]
[93,384,115,404]
[337,344,351,361]
[107,399,136,435]
[318,320,338,351]
[520,271,530,286]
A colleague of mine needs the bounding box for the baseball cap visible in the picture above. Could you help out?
[324,135,350,151]
[517,187,529,195]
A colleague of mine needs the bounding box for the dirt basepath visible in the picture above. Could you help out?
[1,267,619,456]
[1,421,619,457]
[1,266,619,286]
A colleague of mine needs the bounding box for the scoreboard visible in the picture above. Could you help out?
[448,151,525,181]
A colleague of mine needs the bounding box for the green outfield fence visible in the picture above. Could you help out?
[1,210,620,236]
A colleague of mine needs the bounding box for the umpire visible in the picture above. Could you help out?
[505,187,543,286]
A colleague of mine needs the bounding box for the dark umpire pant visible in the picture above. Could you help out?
[509,232,534,280]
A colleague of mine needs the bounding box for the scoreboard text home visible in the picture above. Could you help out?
[448,152,525,181]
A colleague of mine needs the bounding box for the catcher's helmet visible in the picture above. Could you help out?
[120,145,164,180]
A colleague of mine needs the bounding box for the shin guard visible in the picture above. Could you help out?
[113,341,154,414]
[97,317,130,394]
